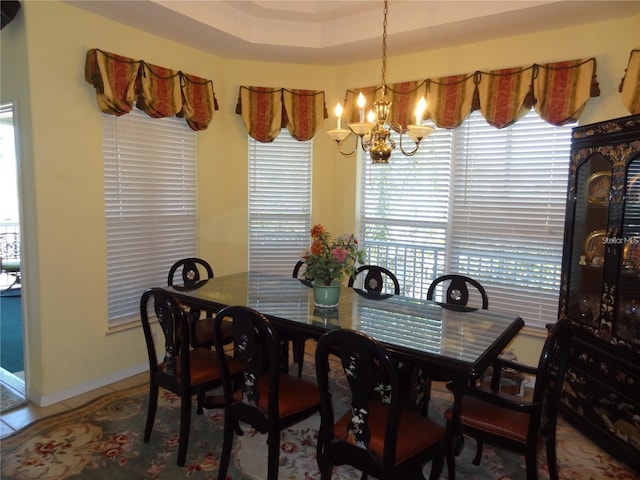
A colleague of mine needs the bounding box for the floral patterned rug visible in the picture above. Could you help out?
[1,358,638,480]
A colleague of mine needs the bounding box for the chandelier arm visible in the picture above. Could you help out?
[336,134,358,157]
[394,122,421,156]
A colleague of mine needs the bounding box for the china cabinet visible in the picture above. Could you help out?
[558,114,640,472]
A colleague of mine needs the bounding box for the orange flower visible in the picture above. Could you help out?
[310,224,325,238]
[310,239,324,255]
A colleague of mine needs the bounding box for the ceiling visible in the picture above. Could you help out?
[67,0,639,65]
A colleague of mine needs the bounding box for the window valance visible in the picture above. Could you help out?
[342,58,599,129]
[235,86,328,142]
[84,49,218,131]
[620,49,640,114]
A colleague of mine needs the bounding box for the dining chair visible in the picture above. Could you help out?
[427,274,488,309]
[168,257,215,346]
[315,328,449,480]
[443,318,572,480]
[212,305,322,480]
[167,257,234,354]
[167,257,215,288]
[139,288,243,466]
[0,232,21,293]
[348,264,400,296]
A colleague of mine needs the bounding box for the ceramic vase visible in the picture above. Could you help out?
[313,281,341,308]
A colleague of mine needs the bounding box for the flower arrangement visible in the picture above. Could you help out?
[302,224,365,286]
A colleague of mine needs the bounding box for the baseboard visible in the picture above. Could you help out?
[31,362,148,407]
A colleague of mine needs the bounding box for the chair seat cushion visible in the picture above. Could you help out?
[256,374,320,417]
[335,400,445,464]
[445,395,530,444]
[167,349,242,386]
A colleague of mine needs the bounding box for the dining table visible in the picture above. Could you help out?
[164,271,524,387]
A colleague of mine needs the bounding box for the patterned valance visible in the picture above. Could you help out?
[235,86,328,143]
[84,49,218,131]
[619,49,640,114]
[342,58,599,129]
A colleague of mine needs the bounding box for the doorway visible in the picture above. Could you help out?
[0,101,25,395]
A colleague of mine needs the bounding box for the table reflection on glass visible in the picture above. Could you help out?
[165,271,523,383]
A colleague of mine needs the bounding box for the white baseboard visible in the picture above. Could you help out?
[31,362,148,407]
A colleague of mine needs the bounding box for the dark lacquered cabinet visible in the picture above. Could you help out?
[558,114,640,472]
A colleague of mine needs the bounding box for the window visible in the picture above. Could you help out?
[360,110,572,329]
[103,109,197,328]
[248,130,312,276]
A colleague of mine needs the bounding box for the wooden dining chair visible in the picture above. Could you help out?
[168,257,216,347]
[443,318,572,480]
[212,305,321,480]
[0,232,21,293]
[348,264,400,296]
[427,274,488,309]
[315,328,449,480]
[139,288,242,466]
[167,257,234,356]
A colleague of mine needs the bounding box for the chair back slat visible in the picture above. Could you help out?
[348,265,401,295]
[427,274,489,309]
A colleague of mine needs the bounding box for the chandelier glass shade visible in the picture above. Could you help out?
[327,0,433,163]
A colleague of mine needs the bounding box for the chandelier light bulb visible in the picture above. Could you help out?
[335,103,343,129]
[357,93,366,122]
[415,97,427,125]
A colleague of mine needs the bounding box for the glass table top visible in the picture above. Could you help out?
[166,271,523,376]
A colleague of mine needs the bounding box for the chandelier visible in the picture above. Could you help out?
[327,0,433,164]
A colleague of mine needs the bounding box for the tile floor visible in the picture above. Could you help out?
[0,372,148,439]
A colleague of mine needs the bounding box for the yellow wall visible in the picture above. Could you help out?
[0,1,638,404]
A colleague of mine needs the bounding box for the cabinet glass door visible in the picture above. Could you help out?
[567,154,611,327]
[617,157,640,343]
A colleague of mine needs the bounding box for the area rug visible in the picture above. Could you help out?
[1,358,638,480]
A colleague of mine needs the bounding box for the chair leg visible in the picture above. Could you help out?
[267,426,280,480]
[472,440,483,465]
[525,446,538,480]
[196,388,205,415]
[177,393,192,466]
[217,414,236,480]
[144,383,158,442]
[427,443,445,480]
[320,460,333,480]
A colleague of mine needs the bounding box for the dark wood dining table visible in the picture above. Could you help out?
[164,271,524,386]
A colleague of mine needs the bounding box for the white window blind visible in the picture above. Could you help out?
[248,130,312,275]
[450,111,571,329]
[360,110,571,330]
[103,109,197,328]
[360,126,453,299]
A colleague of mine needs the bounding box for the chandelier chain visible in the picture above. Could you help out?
[380,0,388,96]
